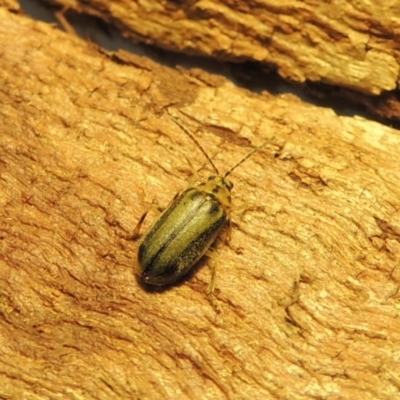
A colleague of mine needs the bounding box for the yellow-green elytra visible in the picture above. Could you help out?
[134,117,273,292]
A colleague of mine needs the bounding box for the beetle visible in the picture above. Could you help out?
[133,117,273,294]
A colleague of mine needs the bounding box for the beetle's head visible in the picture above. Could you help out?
[197,175,233,208]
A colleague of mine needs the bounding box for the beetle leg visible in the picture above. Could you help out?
[204,254,219,310]
[206,255,217,295]
[131,210,149,240]
[205,248,219,303]
[131,193,182,240]
[131,204,165,240]
[225,217,232,244]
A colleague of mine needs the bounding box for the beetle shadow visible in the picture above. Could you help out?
[135,256,209,294]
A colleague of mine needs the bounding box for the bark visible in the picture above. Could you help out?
[39,0,400,121]
[1,5,400,400]
[1,0,18,10]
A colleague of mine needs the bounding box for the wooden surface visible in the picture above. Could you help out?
[1,4,400,400]
[40,0,400,120]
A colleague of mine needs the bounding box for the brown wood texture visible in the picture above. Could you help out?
[41,0,400,120]
[1,6,400,400]
[2,0,18,10]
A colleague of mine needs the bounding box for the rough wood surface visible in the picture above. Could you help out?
[1,6,400,400]
[41,0,400,120]
[1,0,18,10]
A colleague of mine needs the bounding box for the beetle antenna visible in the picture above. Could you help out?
[224,136,275,178]
[171,117,220,175]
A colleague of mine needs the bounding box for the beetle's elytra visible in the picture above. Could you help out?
[138,185,228,285]
[134,117,273,293]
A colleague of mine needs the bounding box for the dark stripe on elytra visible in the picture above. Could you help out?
[156,208,226,279]
[141,189,197,246]
[147,190,216,265]
[149,192,225,273]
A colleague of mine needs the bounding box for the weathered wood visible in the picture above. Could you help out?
[41,0,400,120]
[1,6,400,400]
[1,0,18,10]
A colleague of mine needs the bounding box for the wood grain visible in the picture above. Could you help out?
[40,0,400,120]
[0,6,400,400]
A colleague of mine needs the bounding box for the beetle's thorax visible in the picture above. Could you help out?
[196,175,233,209]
